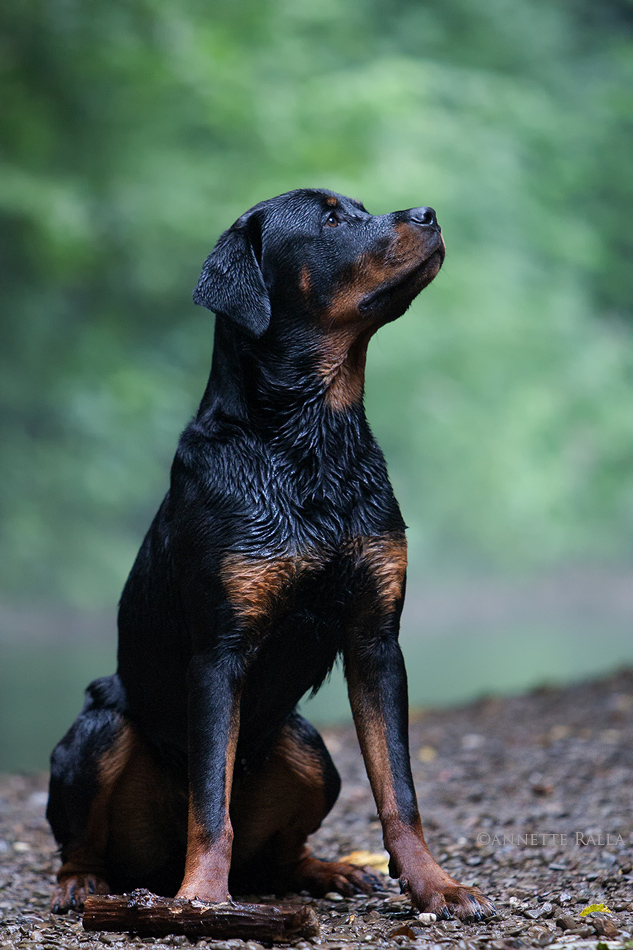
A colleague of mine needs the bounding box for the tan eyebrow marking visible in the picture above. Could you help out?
[325,197,339,207]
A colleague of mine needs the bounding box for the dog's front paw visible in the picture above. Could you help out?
[175,881,230,903]
[401,873,496,921]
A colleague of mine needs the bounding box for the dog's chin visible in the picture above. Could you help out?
[359,249,445,319]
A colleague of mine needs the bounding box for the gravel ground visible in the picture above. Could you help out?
[1,668,632,949]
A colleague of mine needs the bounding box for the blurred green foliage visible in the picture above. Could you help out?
[2,0,633,607]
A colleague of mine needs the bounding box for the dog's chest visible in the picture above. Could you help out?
[229,534,406,733]
[220,534,406,635]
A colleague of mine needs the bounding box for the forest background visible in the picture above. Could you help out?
[2,0,633,768]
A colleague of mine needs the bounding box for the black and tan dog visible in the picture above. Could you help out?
[47,189,495,921]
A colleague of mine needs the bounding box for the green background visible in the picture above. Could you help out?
[2,0,633,770]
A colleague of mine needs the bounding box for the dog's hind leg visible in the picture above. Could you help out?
[229,712,381,898]
[47,675,187,912]
[47,676,128,911]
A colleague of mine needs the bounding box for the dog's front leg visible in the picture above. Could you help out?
[345,627,495,921]
[176,654,242,903]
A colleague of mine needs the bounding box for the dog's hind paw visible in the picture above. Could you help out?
[51,874,111,913]
[291,855,382,897]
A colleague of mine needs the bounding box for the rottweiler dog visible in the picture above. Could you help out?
[47,189,495,921]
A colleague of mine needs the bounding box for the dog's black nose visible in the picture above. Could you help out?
[409,207,437,228]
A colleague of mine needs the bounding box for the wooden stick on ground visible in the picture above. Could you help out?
[83,889,320,942]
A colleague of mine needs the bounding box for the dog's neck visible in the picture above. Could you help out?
[194,317,379,482]
[199,317,374,426]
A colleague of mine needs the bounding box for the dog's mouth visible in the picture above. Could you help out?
[358,246,445,316]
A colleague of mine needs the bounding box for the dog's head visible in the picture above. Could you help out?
[193,189,445,340]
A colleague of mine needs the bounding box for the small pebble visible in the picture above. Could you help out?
[535,933,554,947]
[591,915,619,937]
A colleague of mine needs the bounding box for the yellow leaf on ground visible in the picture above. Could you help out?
[580,903,611,916]
[340,850,390,875]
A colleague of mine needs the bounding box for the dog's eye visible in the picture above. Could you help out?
[324,212,339,228]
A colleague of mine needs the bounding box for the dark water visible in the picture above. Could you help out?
[2,617,632,772]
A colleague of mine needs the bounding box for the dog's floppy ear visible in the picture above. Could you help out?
[193,213,270,338]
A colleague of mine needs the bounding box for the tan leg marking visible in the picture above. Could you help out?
[230,723,379,898]
[56,721,135,887]
[176,694,241,902]
[53,721,179,910]
[231,724,328,870]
